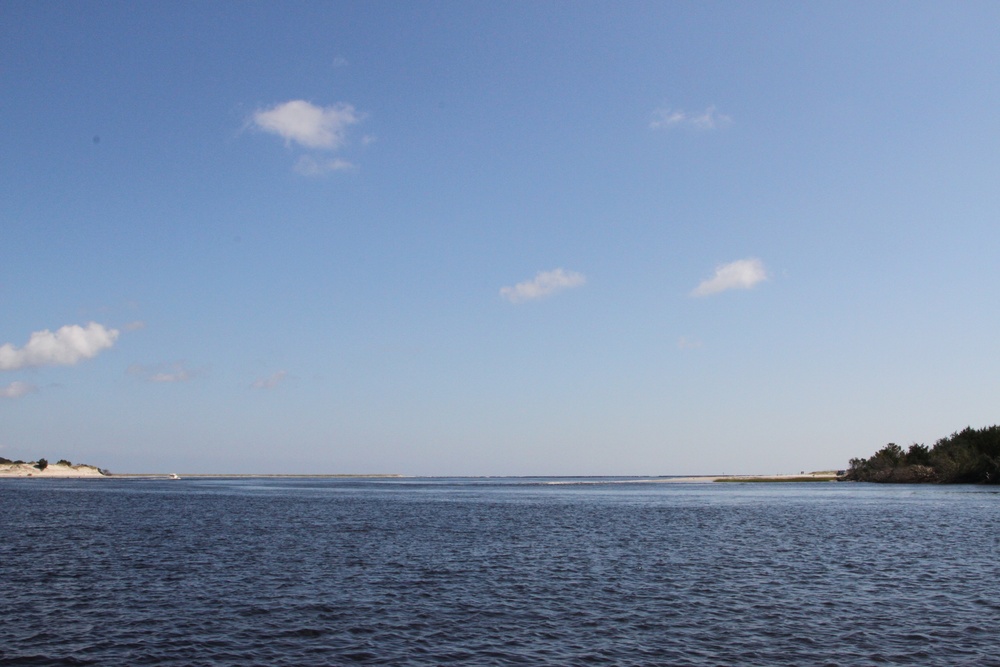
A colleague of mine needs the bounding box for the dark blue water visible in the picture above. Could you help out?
[2,478,999,665]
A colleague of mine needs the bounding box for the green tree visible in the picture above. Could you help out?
[904,443,931,466]
[35,458,49,471]
[875,443,904,465]
[848,425,1000,484]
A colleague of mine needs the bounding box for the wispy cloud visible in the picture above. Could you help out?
[691,258,768,297]
[677,337,703,350]
[253,100,361,150]
[128,362,199,383]
[294,155,356,176]
[0,323,119,371]
[1,381,36,399]
[500,269,586,304]
[252,370,287,390]
[650,105,731,130]
[123,320,146,332]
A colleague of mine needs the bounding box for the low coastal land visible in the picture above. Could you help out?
[0,465,403,480]
[0,462,106,478]
[663,472,839,483]
[0,461,838,482]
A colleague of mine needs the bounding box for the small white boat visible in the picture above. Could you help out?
[169,473,181,480]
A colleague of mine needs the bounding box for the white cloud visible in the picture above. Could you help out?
[1,381,36,399]
[294,155,356,176]
[253,100,361,150]
[691,258,768,297]
[650,105,732,130]
[500,268,586,304]
[150,369,191,383]
[677,337,703,350]
[0,323,119,371]
[252,370,287,390]
[128,362,198,383]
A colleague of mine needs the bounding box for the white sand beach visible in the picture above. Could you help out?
[0,462,106,478]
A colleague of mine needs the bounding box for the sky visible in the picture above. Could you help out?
[3,1,1000,475]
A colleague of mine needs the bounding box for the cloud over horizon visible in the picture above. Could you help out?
[650,105,732,130]
[500,269,586,304]
[691,258,768,297]
[253,100,361,150]
[0,323,119,371]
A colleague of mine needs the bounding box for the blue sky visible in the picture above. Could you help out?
[3,1,1000,474]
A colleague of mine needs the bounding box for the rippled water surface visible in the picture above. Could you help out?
[3,478,1000,665]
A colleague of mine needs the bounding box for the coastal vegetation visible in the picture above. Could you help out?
[845,425,1000,484]
[0,456,49,469]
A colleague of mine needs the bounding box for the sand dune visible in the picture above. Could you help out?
[0,462,105,478]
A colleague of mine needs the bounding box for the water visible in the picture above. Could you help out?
[2,478,999,665]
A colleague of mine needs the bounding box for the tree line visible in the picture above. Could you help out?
[844,425,1000,483]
